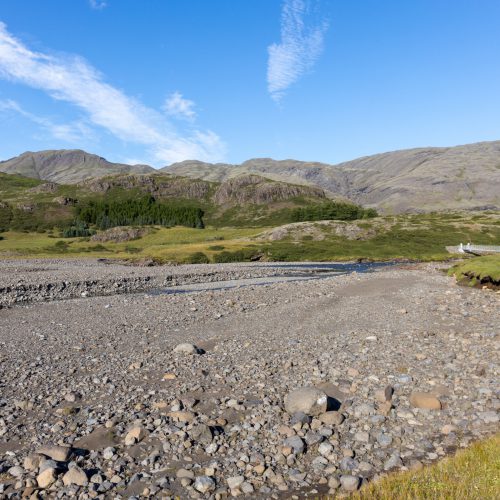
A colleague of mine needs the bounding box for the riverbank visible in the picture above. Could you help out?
[448,255,500,290]
[0,262,498,497]
[0,259,400,308]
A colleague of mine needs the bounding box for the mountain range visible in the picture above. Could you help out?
[1,141,499,213]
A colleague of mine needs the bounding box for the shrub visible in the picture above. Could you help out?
[213,249,257,263]
[186,252,210,264]
[208,245,225,251]
[124,245,141,254]
[62,221,94,238]
[52,240,69,251]
[291,202,378,222]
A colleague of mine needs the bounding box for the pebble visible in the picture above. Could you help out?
[62,465,88,486]
[0,261,497,498]
[194,476,216,493]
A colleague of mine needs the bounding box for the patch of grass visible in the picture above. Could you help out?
[0,226,265,261]
[354,434,500,499]
[448,255,500,283]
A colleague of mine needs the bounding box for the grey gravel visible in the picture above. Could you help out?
[0,259,498,498]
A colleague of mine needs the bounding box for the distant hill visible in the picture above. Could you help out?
[0,150,154,184]
[164,141,500,213]
[2,140,500,212]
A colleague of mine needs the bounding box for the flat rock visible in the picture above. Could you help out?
[319,411,345,426]
[409,392,442,410]
[36,445,72,462]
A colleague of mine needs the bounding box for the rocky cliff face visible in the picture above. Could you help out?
[212,175,326,206]
[80,174,212,201]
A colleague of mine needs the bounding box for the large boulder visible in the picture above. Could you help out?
[284,387,328,416]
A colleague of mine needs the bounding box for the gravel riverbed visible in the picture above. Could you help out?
[0,259,498,498]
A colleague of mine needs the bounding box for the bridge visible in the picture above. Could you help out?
[455,243,500,256]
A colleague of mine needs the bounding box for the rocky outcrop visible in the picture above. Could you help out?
[213,175,326,206]
[258,220,378,242]
[80,174,211,200]
[90,227,151,243]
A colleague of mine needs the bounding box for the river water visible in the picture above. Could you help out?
[154,261,400,295]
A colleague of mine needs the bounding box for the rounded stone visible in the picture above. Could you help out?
[173,343,199,355]
[340,475,360,491]
[284,387,328,416]
[194,476,215,493]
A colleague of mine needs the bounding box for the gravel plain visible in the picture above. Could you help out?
[0,259,498,499]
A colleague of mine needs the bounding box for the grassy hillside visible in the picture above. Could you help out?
[0,171,366,231]
[1,211,499,263]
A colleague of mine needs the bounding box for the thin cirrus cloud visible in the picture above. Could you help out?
[0,98,95,143]
[267,0,328,102]
[0,22,226,165]
[164,91,197,120]
[89,0,108,10]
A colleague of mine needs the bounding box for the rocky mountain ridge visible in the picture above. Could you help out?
[0,150,153,184]
[165,141,500,213]
[1,140,499,212]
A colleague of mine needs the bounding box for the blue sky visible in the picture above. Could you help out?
[0,0,499,167]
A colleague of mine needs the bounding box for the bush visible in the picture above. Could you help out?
[52,240,69,252]
[213,249,257,263]
[208,245,225,251]
[291,202,378,222]
[124,245,141,254]
[62,221,95,238]
[186,252,210,264]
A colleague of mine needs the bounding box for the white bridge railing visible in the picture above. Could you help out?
[457,243,500,255]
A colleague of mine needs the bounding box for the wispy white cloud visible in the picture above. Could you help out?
[164,91,196,120]
[0,98,94,142]
[267,0,328,102]
[89,0,107,10]
[0,22,226,165]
